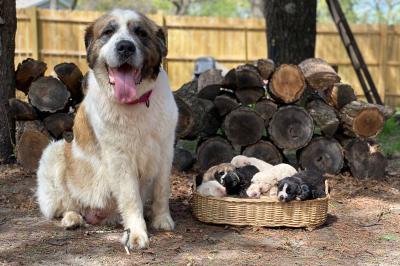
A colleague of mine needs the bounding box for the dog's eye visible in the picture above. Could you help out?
[134,27,147,37]
[102,28,114,37]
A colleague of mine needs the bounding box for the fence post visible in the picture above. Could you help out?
[27,7,39,60]
[378,24,388,102]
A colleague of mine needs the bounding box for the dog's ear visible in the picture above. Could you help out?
[195,173,203,187]
[84,23,94,51]
[156,27,168,58]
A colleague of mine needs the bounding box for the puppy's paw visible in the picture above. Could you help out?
[122,228,149,251]
[152,213,175,231]
[61,211,85,230]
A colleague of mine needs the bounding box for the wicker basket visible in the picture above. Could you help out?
[192,180,329,228]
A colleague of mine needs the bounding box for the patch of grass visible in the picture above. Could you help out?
[377,108,400,156]
[380,233,398,241]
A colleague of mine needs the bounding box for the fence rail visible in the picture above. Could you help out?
[15,8,400,106]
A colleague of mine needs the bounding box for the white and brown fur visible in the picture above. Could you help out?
[36,9,177,250]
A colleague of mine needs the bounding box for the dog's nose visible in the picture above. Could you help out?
[116,40,136,57]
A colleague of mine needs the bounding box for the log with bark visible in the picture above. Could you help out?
[254,98,277,127]
[306,99,339,137]
[340,101,385,138]
[196,136,235,171]
[173,148,195,172]
[223,107,264,147]
[213,94,240,117]
[256,59,275,80]
[321,83,356,110]
[299,58,340,91]
[243,140,283,165]
[268,105,314,150]
[344,139,387,179]
[43,113,74,139]
[234,65,264,104]
[16,121,51,172]
[298,137,344,174]
[54,62,84,103]
[269,64,305,103]
[8,98,38,121]
[28,76,71,113]
[174,80,220,139]
[197,69,223,100]
[15,58,47,94]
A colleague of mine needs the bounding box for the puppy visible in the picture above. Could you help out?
[37,9,177,250]
[246,164,297,198]
[196,180,227,198]
[277,170,327,202]
[231,155,273,172]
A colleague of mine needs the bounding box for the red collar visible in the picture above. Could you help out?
[129,90,153,107]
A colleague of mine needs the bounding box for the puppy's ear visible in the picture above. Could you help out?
[195,173,203,187]
[156,27,168,58]
[84,23,94,51]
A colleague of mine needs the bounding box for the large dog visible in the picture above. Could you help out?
[36,9,178,250]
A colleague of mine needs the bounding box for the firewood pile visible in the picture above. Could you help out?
[173,58,394,179]
[9,58,84,172]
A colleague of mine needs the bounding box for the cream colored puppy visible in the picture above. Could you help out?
[231,155,273,172]
[246,164,297,198]
[37,9,177,251]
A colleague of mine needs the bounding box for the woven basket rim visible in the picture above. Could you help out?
[193,179,330,203]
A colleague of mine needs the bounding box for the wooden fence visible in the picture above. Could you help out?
[15,8,400,106]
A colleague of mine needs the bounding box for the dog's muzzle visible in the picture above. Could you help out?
[116,40,136,60]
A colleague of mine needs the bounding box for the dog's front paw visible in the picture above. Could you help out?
[61,211,85,230]
[121,228,149,251]
[152,213,175,231]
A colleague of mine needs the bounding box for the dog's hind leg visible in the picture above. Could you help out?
[151,159,175,231]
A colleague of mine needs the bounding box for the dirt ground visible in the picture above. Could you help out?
[1,160,400,266]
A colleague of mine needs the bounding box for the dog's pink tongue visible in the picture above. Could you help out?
[109,65,137,104]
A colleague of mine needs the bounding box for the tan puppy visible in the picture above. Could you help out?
[36,9,177,250]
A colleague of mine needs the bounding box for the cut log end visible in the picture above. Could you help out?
[28,76,71,113]
[196,137,235,171]
[243,140,283,165]
[352,108,384,138]
[8,98,38,121]
[268,106,314,150]
[54,62,84,102]
[269,64,305,103]
[299,137,344,174]
[223,107,264,147]
[214,94,240,117]
[197,69,223,100]
[173,148,195,172]
[43,113,74,139]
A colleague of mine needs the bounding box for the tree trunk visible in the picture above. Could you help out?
[196,136,235,171]
[264,0,317,65]
[344,139,387,179]
[268,105,314,150]
[340,101,385,138]
[0,0,17,163]
[243,140,283,165]
[298,137,344,174]
[223,107,264,147]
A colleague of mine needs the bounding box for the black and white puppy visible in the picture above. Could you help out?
[216,165,259,197]
[277,170,326,202]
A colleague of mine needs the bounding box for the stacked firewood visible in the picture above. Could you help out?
[173,58,394,179]
[9,58,84,172]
